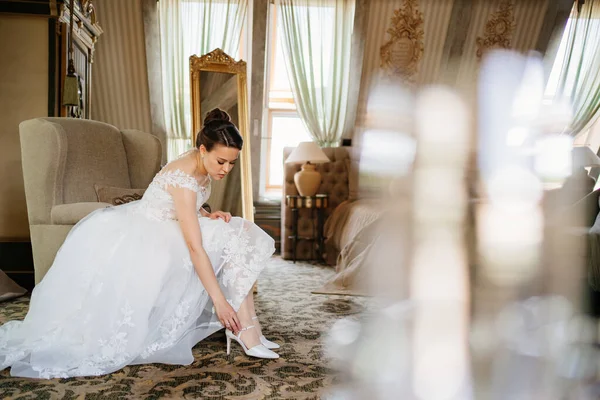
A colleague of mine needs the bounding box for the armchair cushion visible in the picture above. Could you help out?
[51,202,111,225]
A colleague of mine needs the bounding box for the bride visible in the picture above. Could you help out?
[0,108,278,379]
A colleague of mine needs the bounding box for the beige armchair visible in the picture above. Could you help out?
[19,118,162,284]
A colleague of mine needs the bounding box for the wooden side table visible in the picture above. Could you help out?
[286,194,329,263]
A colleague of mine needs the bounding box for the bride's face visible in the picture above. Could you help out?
[200,144,240,180]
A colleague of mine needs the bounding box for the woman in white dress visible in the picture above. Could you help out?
[0,108,278,379]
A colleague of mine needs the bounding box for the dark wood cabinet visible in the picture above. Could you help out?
[254,201,282,255]
[0,0,102,119]
[52,0,103,118]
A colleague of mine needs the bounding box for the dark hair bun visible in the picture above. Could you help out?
[203,108,231,125]
[195,108,243,151]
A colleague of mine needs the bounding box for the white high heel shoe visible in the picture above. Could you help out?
[252,316,280,350]
[226,325,279,359]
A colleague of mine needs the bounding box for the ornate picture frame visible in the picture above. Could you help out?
[476,0,516,59]
[380,0,425,81]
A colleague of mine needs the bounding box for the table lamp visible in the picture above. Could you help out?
[285,142,330,196]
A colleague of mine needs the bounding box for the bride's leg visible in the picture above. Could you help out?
[235,293,261,348]
[246,293,264,337]
[246,293,280,350]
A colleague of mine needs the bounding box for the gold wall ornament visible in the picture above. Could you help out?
[380,0,425,81]
[476,0,516,59]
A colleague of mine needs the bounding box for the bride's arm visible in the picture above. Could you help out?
[169,187,241,331]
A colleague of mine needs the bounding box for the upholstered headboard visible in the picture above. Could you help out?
[281,147,351,261]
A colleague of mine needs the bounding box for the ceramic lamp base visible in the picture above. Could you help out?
[294,162,321,196]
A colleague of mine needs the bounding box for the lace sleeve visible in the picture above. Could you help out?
[153,169,200,192]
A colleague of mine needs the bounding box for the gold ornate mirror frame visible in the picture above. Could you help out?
[190,48,253,221]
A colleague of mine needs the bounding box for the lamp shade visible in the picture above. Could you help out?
[285,142,330,164]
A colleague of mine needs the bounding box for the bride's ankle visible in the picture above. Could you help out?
[250,316,263,335]
[237,326,260,348]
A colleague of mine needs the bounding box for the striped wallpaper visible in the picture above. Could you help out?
[356,0,455,127]
[91,0,153,134]
[356,0,550,126]
[456,0,549,85]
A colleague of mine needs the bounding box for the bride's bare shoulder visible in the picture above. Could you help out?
[159,151,197,176]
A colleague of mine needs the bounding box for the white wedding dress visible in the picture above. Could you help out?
[0,169,275,379]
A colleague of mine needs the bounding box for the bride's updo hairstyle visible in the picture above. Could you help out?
[195,108,243,151]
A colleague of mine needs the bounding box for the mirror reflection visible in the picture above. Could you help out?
[199,70,242,217]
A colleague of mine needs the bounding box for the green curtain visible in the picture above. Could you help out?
[276,0,355,147]
[159,0,247,161]
[555,0,600,136]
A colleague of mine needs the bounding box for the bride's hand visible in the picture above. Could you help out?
[209,211,232,223]
[214,299,241,332]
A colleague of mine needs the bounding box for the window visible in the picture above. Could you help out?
[544,18,573,101]
[263,3,312,196]
[545,10,600,100]
[544,7,600,143]
[160,0,247,161]
[267,113,312,188]
[180,1,247,139]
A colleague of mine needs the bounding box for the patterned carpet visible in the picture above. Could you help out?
[0,258,370,399]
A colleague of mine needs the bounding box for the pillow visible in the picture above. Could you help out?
[94,185,146,206]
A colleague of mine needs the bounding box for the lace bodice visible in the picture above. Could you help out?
[133,169,211,221]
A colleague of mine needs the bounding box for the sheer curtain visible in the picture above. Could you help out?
[553,0,600,136]
[159,0,247,160]
[276,0,355,147]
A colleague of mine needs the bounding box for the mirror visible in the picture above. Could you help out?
[190,48,253,221]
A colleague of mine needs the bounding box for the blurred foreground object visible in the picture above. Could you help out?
[324,49,600,399]
[474,49,598,399]
[324,84,472,399]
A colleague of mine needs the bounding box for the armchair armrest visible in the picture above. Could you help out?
[19,119,67,225]
[51,202,112,225]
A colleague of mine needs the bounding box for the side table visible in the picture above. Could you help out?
[286,194,329,263]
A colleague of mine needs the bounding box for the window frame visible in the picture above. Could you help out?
[543,8,600,145]
[265,110,314,192]
[263,1,306,194]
